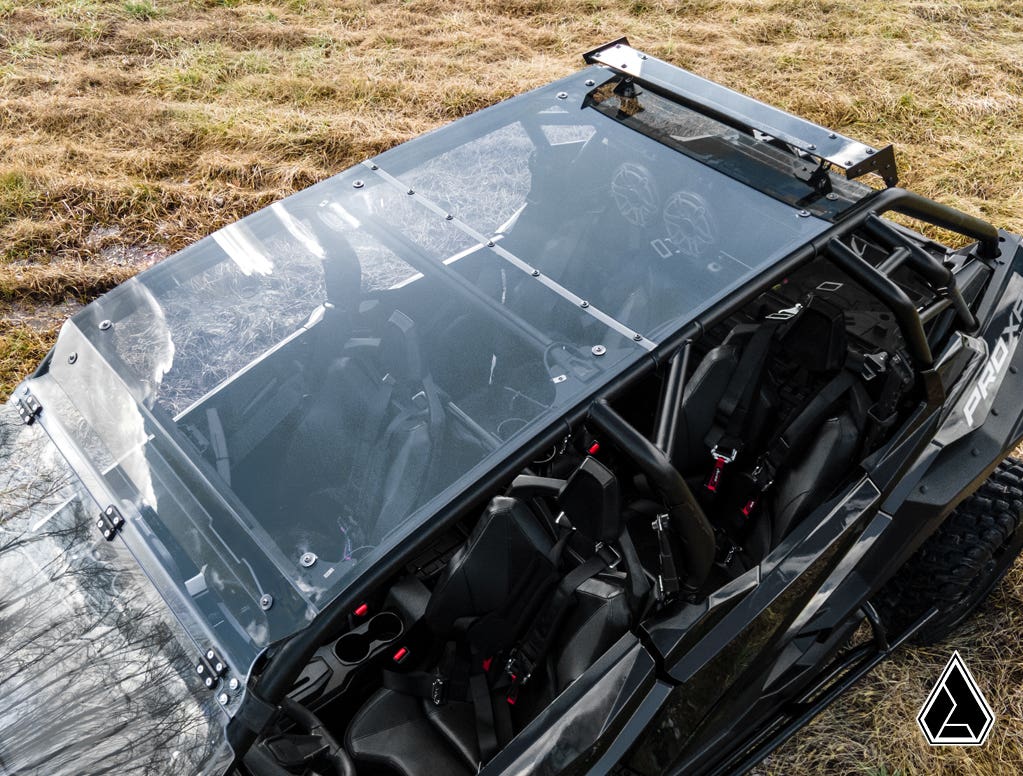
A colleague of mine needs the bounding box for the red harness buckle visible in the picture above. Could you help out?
[706,447,737,492]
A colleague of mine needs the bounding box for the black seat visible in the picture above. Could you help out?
[671,325,775,473]
[671,306,865,557]
[769,411,861,542]
[346,575,629,776]
[346,464,630,776]
[279,310,445,553]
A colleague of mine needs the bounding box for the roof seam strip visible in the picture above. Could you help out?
[362,161,656,351]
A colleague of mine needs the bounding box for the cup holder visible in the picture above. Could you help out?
[335,633,371,664]
[368,611,403,641]
[334,612,405,666]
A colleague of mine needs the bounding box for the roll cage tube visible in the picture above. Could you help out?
[654,340,691,466]
[587,398,715,594]
[862,213,980,332]
[826,237,934,369]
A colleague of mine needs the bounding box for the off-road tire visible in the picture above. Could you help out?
[878,457,1023,645]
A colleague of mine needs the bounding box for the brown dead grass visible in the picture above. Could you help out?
[3,1,1023,772]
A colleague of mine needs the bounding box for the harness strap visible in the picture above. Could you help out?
[504,554,607,692]
[707,323,779,456]
[705,323,782,492]
[771,369,858,467]
[651,513,680,602]
[346,370,395,520]
[471,672,498,761]
[743,366,860,516]
[617,526,652,617]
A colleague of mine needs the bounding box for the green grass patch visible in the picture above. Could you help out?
[0,172,38,220]
[123,0,164,20]
[0,325,52,398]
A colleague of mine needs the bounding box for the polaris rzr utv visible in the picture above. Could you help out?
[3,38,1023,776]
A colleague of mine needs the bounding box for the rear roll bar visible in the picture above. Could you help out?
[875,188,1000,259]
[825,238,934,368]
[862,214,980,332]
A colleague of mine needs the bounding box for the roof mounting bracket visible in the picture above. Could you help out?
[583,40,899,187]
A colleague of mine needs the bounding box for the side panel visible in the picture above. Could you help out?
[624,479,881,774]
[482,636,658,776]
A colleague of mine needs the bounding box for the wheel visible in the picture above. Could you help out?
[877,457,1023,644]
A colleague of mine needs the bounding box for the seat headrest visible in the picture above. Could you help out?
[558,457,621,546]
[780,295,847,372]
[381,310,424,384]
[424,497,553,636]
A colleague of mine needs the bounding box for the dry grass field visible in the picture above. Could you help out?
[3,1,1023,774]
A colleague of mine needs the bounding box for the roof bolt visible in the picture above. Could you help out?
[218,693,229,706]
[487,240,495,248]
[826,193,839,201]
[407,189,415,196]
[557,92,568,99]
[633,333,643,341]
[844,160,852,166]
[98,320,112,331]
[67,352,77,364]
[591,345,606,356]
[300,552,317,568]
[353,180,364,189]
[370,163,378,170]
[531,269,540,277]
[229,677,240,691]
[585,79,595,86]
[581,300,590,308]
[807,144,816,150]
[445,213,453,220]
[866,148,875,154]
[797,210,811,218]
[259,594,274,610]
[828,132,837,139]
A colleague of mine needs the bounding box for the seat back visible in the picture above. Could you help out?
[770,411,861,542]
[280,309,445,552]
[672,325,774,472]
[424,497,553,638]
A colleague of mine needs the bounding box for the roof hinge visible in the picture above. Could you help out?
[15,392,42,425]
[96,505,125,540]
[196,646,229,691]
